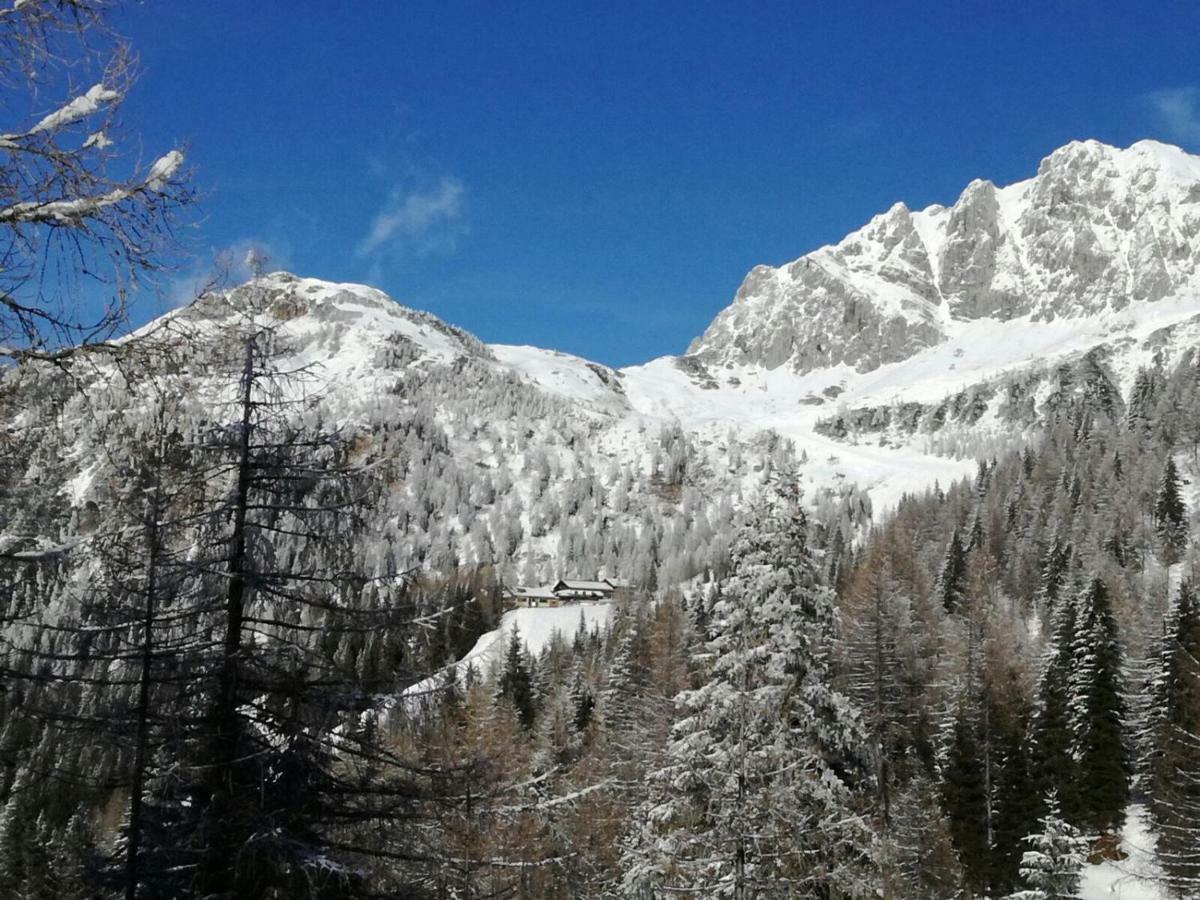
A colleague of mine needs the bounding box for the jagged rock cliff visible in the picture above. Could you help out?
[689,140,1200,374]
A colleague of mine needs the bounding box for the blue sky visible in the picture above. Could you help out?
[115,2,1200,367]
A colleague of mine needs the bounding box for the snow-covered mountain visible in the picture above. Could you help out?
[5,139,1200,589]
[497,142,1200,506]
[689,140,1200,374]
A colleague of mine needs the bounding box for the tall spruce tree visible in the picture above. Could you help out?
[1068,576,1129,835]
[1029,593,1080,823]
[940,702,990,891]
[497,624,537,730]
[622,479,874,898]
[937,529,968,614]
[1154,456,1188,565]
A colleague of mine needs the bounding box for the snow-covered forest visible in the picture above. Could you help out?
[1,3,1199,899]
[6,324,1199,897]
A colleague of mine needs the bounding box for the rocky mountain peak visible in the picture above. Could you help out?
[689,140,1200,375]
[162,272,493,378]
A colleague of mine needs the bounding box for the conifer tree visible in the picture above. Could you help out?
[1030,593,1080,822]
[1068,577,1129,834]
[890,772,963,899]
[940,704,990,890]
[1154,456,1188,565]
[623,479,874,898]
[937,528,967,613]
[989,674,1040,895]
[1004,791,1088,900]
[1036,535,1072,610]
[498,624,537,730]
[839,558,909,829]
[1127,367,1159,435]
[1148,578,1200,895]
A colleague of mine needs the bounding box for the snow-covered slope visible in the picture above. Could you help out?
[688,140,1200,375]
[8,140,1200,596]
[404,601,613,703]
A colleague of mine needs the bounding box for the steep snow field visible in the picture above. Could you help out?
[458,602,613,669]
[404,602,613,702]
[488,290,1200,514]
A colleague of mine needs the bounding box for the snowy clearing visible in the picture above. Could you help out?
[403,602,614,702]
[1078,806,1166,899]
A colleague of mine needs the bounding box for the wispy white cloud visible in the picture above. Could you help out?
[1147,86,1200,146]
[356,177,466,259]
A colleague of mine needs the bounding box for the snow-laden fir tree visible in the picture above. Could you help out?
[1004,791,1088,900]
[1068,576,1129,835]
[621,477,874,898]
[1154,456,1188,565]
[599,604,650,776]
[1029,590,1080,822]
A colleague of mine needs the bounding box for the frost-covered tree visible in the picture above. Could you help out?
[1004,791,1088,900]
[1030,591,1080,822]
[623,479,874,898]
[1068,576,1129,834]
[1154,456,1188,565]
[1036,533,1072,611]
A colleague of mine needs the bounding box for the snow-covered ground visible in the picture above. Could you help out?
[461,601,614,668]
[491,290,1200,515]
[403,601,614,703]
[1078,806,1166,899]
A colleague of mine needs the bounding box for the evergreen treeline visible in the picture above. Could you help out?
[3,336,1199,896]
[2,291,1199,896]
[832,349,1200,898]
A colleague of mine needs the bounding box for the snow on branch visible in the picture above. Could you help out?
[146,148,184,190]
[28,82,121,135]
[490,779,615,814]
[0,149,185,224]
